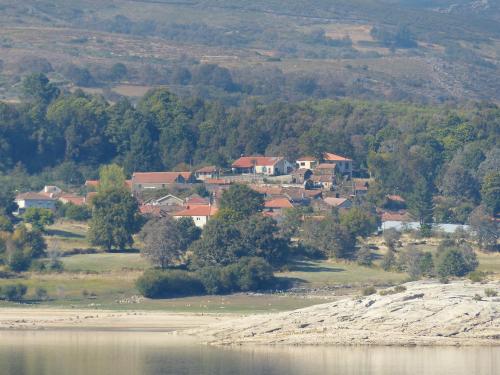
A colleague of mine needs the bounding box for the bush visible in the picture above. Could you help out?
[356,246,372,267]
[436,248,478,278]
[362,286,377,296]
[35,287,48,301]
[0,283,28,301]
[468,270,486,283]
[197,266,235,294]
[197,257,275,294]
[484,288,498,297]
[136,269,204,299]
[381,249,396,271]
[230,257,275,292]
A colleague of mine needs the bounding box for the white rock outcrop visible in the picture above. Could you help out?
[190,281,499,346]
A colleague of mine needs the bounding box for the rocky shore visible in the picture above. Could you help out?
[189,281,500,346]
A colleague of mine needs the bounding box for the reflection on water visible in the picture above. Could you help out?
[0,331,498,375]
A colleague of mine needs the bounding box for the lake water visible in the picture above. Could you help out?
[0,331,498,375]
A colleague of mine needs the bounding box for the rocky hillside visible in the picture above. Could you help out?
[190,281,500,346]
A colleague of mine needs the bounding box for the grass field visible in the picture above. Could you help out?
[1,221,497,314]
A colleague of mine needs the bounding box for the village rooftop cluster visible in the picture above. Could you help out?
[15,152,407,229]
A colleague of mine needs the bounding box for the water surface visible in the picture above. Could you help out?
[0,331,498,375]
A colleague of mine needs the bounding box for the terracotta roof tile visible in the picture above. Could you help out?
[174,205,218,217]
[265,198,293,209]
[16,192,56,201]
[232,156,282,168]
[323,152,352,162]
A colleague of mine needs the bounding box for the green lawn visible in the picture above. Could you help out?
[278,259,407,287]
[61,253,149,273]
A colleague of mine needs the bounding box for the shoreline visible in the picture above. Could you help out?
[0,307,238,332]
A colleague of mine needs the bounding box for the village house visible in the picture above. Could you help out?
[57,194,86,206]
[264,197,294,215]
[195,166,219,181]
[231,156,294,176]
[184,194,210,206]
[296,156,318,170]
[131,172,195,193]
[311,174,335,190]
[323,152,353,175]
[291,168,313,184]
[173,205,219,228]
[323,197,353,210]
[14,192,57,214]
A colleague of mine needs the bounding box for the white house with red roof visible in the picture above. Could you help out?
[14,192,57,214]
[323,152,353,175]
[231,156,294,176]
[173,205,219,228]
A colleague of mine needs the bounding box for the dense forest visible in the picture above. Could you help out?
[1,73,499,225]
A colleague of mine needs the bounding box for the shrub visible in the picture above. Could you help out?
[362,286,377,296]
[473,294,482,301]
[484,288,498,297]
[436,248,478,278]
[230,257,275,292]
[394,285,407,293]
[379,285,406,296]
[136,269,204,299]
[356,246,372,267]
[0,283,28,301]
[35,287,48,301]
[468,270,486,283]
[381,249,396,271]
[197,266,236,294]
[197,257,275,294]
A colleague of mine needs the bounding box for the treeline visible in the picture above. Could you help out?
[1,73,499,221]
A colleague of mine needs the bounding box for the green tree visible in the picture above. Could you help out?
[139,217,185,269]
[88,189,142,251]
[481,172,500,216]
[98,164,126,192]
[340,207,379,238]
[468,205,498,251]
[407,178,434,235]
[21,73,59,105]
[302,216,356,259]
[219,184,264,218]
[23,208,55,232]
[436,248,477,278]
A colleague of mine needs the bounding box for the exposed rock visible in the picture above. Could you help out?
[189,281,500,346]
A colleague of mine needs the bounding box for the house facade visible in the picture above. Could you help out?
[173,205,219,228]
[195,166,219,181]
[231,156,294,176]
[15,192,57,214]
[296,156,318,170]
[323,152,353,175]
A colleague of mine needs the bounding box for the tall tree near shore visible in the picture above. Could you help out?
[88,189,142,251]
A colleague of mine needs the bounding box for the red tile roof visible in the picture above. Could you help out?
[132,172,192,184]
[323,152,352,162]
[16,192,56,201]
[185,195,210,205]
[265,198,293,209]
[324,197,350,207]
[85,180,100,187]
[58,195,86,206]
[174,205,218,217]
[380,210,410,222]
[196,166,218,173]
[232,156,282,168]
